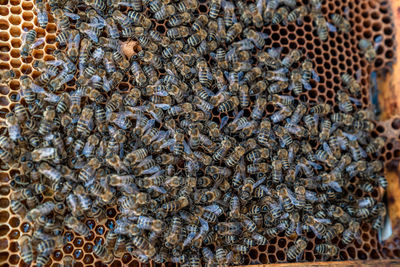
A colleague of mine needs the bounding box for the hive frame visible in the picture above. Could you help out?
[0,0,399,266]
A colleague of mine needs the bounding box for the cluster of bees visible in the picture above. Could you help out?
[0,0,387,266]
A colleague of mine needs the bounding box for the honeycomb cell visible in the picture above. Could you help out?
[0,224,10,237]
[73,237,84,248]
[73,249,84,260]
[84,254,94,264]
[0,32,9,42]
[8,15,21,25]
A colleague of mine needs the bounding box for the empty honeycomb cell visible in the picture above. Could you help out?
[73,237,84,247]
[0,225,10,237]
[63,244,74,254]
[83,243,93,253]
[83,254,94,264]
[0,237,7,251]
[0,196,8,208]
[32,50,43,59]
[8,241,18,253]
[44,45,55,54]
[9,80,19,91]
[52,250,63,261]
[8,229,19,240]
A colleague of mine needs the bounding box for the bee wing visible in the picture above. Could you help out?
[311,69,320,82]
[301,79,312,90]
[326,22,337,32]
[85,29,99,43]
[150,186,167,194]
[64,12,80,20]
[253,177,266,188]
[374,35,383,50]
[199,217,209,232]
[305,190,318,202]
[256,0,265,15]
[220,116,229,130]
[43,92,61,103]
[31,38,45,49]
[46,59,64,67]
[160,138,176,149]
[342,131,358,141]
[359,145,367,158]
[322,142,333,155]
[183,140,192,155]
[225,48,236,62]
[69,33,81,49]
[204,204,223,216]
[349,97,362,106]
[308,160,322,170]
[268,47,283,59]
[328,181,342,192]
[154,104,171,110]
[231,109,244,123]
[141,165,161,175]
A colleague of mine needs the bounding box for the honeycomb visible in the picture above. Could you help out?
[0,0,398,266]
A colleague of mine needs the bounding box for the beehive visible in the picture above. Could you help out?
[0,0,399,266]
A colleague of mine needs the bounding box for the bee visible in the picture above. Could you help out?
[315,244,339,257]
[305,215,327,238]
[282,49,302,68]
[65,215,91,237]
[341,72,361,96]
[93,244,114,263]
[365,136,385,154]
[288,5,309,25]
[0,69,16,84]
[53,8,71,31]
[272,6,289,25]
[209,0,221,19]
[36,252,51,267]
[287,238,307,261]
[359,38,377,62]
[331,13,351,33]
[225,145,245,167]
[162,196,189,212]
[18,235,33,265]
[249,3,263,28]
[112,50,131,71]
[226,23,243,44]
[21,29,44,58]
[165,26,189,40]
[313,13,336,41]
[215,96,238,113]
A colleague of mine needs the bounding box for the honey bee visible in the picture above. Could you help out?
[18,235,33,265]
[226,23,243,44]
[0,69,16,84]
[359,38,377,62]
[93,244,114,263]
[21,29,44,58]
[341,72,361,96]
[331,13,351,33]
[315,244,339,257]
[288,5,309,25]
[287,238,307,261]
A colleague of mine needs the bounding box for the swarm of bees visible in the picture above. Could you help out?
[1,0,386,266]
